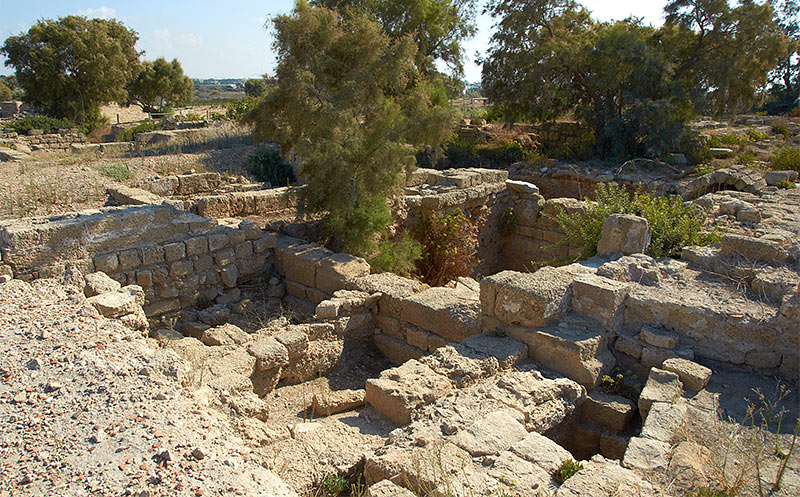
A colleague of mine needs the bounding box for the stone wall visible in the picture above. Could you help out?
[533,121,589,150]
[134,125,251,151]
[1,128,87,152]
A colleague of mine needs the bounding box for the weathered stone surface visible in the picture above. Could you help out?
[488,451,551,496]
[374,333,424,365]
[247,337,290,371]
[83,271,121,297]
[597,254,661,286]
[283,338,343,384]
[597,214,651,256]
[349,273,423,317]
[203,348,256,393]
[622,437,670,473]
[87,286,144,318]
[638,368,683,419]
[420,344,499,387]
[365,480,415,497]
[640,401,687,443]
[662,357,711,392]
[201,323,250,346]
[229,391,269,421]
[511,430,573,474]
[278,243,332,287]
[316,253,371,295]
[764,170,799,185]
[363,442,472,491]
[556,455,656,497]
[720,233,788,265]
[402,286,481,343]
[640,325,678,349]
[507,321,615,388]
[599,431,629,460]
[311,388,365,416]
[452,409,527,456]
[481,267,574,328]
[582,391,636,432]
[460,333,528,368]
[274,327,309,360]
[572,274,630,329]
[365,359,454,425]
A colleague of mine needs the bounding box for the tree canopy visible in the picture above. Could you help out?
[482,0,789,159]
[244,78,268,98]
[1,16,141,125]
[312,0,477,76]
[247,1,452,256]
[128,57,194,112]
[0,81,11,101]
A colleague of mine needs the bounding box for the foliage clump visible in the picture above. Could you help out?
[128,58,193,113]
[416,209,478,286]
[245,147,295,186]
[552,183,719,259]
[771,146,800,172]
[600,374,640,403]
[554,459,583,484]
[7,115,76,135]
[246,2,452,260]
[116,121,162,142]
[95,163,134,182]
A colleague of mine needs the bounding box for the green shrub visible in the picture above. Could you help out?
[775,180,795,189]
[444,136,478,168]
[543,131,595,161]
[416,209,478,286]
[226,97,257,121]
[368,232,423,276]
[694,163,714,176]
[771,147,800,172]
[746,128,769,142]
[322,474,348,496]
[95,163,133,181]
[736,151,756,165]
[554,459,583,484]
[687,487,733,497]
[117,120,162,142]
[551,183,719,259]
[245,147,295,186]
[477,140,529,167]
[721,133,748,147]
[771,119,790,139]
[8,115,77,134]
[600,374,640,402]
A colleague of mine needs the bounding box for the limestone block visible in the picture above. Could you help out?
[87,287,141,318]
[279,243,332,287]
[572,274,630,329]
[177,172,220,195]
[229,391,269,421]
[662,357,711,391]
[170,259,193,278]
[163,242,186,262]
[401,286,481,343]
[84,271,122,297]
[764,170,799,185]
[234,241,253,259]
[556,455,655,496]
[461,333,528,369]
[141,245,165,265]
[640,325,678,349]
[213,247,236,267]
[622,437,670,472]
[640,401,687,443]
[481,267,574,329]
[247,337,289,371]
[220,264,239,288]
[253,233,277,253]
[597,214,651,256]
[119,308,149,331]
[143,298,180,317]
[614,334,643,359]
[274,327,309,360]
[93,253,119,274]
[720,234,788,265]
[419,344,499,387]
[374,333,424,365]
[406,326,431,350]
[117,248,142,271]
[365,480,415,497]
[316,253,371,295]
[582,391,636,432]
[511,430,573,474]
[238,220,262,240]
[311,388,365,417]
[184,236,208,256]
[365,359,453,425]
[281,338,343,384]
[452,409,528,456]
[638,368,683,419]
[201,323,250,346]
[348,273,422,319]
[508,322,615,388]
[599,432,628,460]
[488,452,551,496]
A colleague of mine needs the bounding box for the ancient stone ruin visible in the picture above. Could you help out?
[0,160,798,496]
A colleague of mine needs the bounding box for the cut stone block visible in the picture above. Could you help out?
[316,253,371,295]
[419,344,499,387]
[247,337,290,371]
[641,401,687,443]
[638,368,683,419]
[597,214,651,256]
[365,359,453,425]
[581,391,636,432]
[366,480,415,497]
[348,273,423,319]
[599,432,629,460]
[201,323,250,346]
[279,243,332,287]
[452,409,528,456]
[662,357,712,392]
[622,436,670,472]
[84,271,121,297]
[480,267,574,328]
[274,327,309,361]
[87,286,143,318]
[460,333,528,369]
[572,274,630,330]
[311,388,365,417]
[374,333,424,365]
[401,286,481,342]
[556,455,655,496]
[511,431,573,474]
[488,452,551,496]
[640,325,678,349]
[507,321,615,388]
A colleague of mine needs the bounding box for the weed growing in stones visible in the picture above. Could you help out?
[416,209,478,286]
[600,374,640,403]
[554,459,583,484]
[500,207,518,235]
[95,163,134,181]
[771,147,800,172]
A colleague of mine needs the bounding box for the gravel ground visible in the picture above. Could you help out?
[0,277,296,497]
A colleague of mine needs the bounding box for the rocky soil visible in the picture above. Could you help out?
[0,276,296,497]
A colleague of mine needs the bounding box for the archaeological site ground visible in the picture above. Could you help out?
[0,110,798,497]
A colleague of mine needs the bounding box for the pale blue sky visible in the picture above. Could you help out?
[0,1,666,83]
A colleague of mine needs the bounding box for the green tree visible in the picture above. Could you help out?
[128,57,193,112]
[312,0,477,76]
[766,0,800,113]
[0,81,11,101]
[244,78,268,98]
[246,1,452,256]
[482,0,788,159]
[1,16,141,125]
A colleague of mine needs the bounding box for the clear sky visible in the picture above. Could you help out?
[0,1,667,83]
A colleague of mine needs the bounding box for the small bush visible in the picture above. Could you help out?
[226,97,258,121]
[736,151,756,165]
[721,133,748,148]
[117,120,162,142]
[694,163,714,176]
[7,115,77,134]
[416,209,478,286]
[477,140,530,167]
[95,163,133,182]
[771,147,800,172]
[444,136,479,168]
[601,374,640,402]
[322,474,348,496]
[500,207,518,235]
[245,147,295,186]
[554,459,583,484]
[775,180,795,189]
[551,183,719,259]
[771,119,790,139]
[746,128,769,142]
[687,487,733,497]
[543,131,595,161]
[368,231,423,276]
